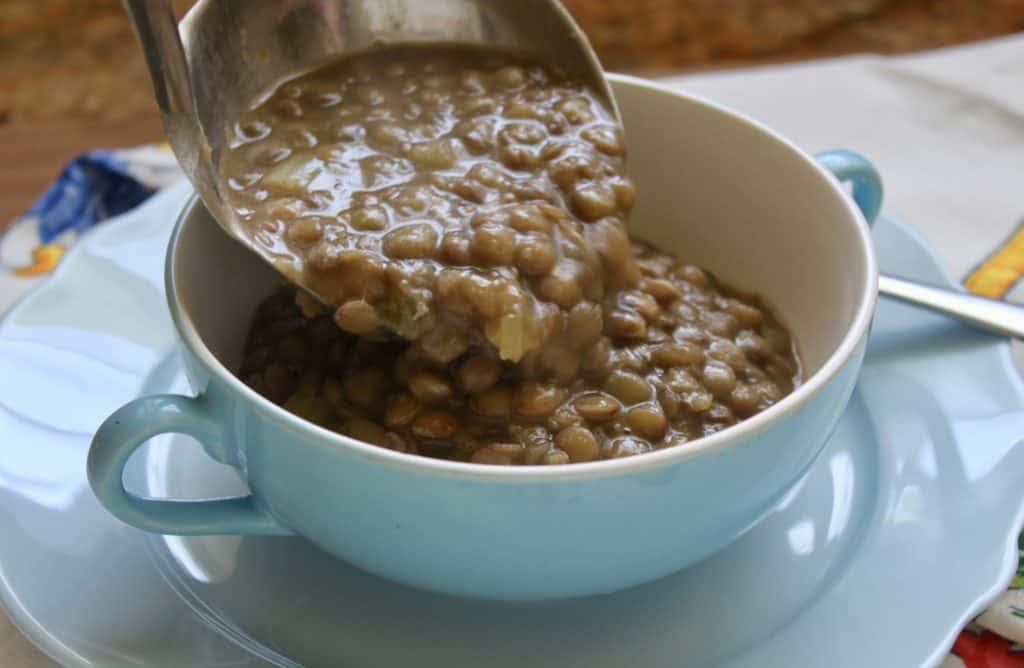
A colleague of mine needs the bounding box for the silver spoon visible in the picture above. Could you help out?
[880,275,1024,339]
[121,0,616,303]
[123,1,1023,342]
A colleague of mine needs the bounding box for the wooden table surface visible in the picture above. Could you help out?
[2,0,1021,232]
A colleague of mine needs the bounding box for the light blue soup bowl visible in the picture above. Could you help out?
[88,75,880,600]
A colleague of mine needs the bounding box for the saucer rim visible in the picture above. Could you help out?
[0,183,1020,668]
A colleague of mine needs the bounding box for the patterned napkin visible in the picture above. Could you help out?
[0,144,179,300]
[947,535,1024,667]
[1,36,1023,667]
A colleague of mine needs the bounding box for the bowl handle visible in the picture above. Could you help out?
[814,150,884,225]
[87,394,290,536]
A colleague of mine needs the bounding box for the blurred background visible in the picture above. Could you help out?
[2,0,1024,224]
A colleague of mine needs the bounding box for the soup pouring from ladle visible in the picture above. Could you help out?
[121,0,616,303]
[122,0,1024,341]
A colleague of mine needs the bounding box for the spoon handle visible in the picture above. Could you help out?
[879,275,1024,340]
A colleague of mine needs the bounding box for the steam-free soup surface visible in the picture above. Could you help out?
[224,47,801,465]
[222,47,637,370]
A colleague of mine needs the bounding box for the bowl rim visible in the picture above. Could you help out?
[166,72,879,481]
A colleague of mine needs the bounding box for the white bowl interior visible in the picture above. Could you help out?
[616,78,869,373]
[172,214,280,373]
[173,77,871,380]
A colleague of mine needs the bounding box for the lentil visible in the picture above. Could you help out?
[224,47,635,367]
[229,47,801,466]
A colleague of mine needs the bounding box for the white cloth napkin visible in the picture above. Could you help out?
[662,34,1024,295]
[660,35,1024,665]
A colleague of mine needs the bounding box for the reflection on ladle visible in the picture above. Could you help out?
[122,0,617,316]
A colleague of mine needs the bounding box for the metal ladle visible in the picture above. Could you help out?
[121,0,615,298]
[122,0,1024,341]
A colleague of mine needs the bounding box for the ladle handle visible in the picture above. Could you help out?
[122,0,194,118]
[121,0,230,227]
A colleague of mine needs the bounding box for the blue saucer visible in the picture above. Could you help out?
[1,182,1022,667]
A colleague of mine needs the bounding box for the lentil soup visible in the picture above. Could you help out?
[223,47,801,465]
[239,237,799,465]
[222,47,637,368]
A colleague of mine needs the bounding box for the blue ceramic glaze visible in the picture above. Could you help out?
[815,149,884,224]
[88,80,881,600]
[90,394,287,535]
[90,334,869,599]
